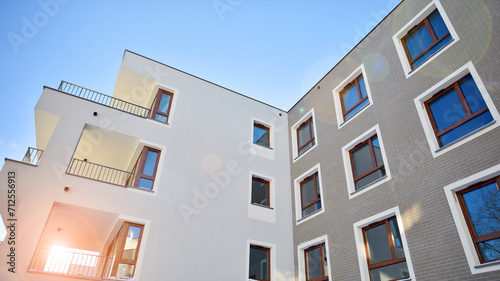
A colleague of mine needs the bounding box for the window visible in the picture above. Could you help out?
[249,245,270,281]
[340,74,370,121]
[392,1,459,78]
[300,173,321,218]
[350,135,386,191]
[424,74,494,147]
[444,165,500,273]
[297,117,315,156]
[457,176,500,264]
[304,243,329,281]
[294,164,324,223]
[128,146,161,190]
[291,109,317,161]
[105,222,144,278]
[253,123,270,147]
[251,177,270,207]
[402,9,453,70]
[362,217,410,281]
[150,89,174,123]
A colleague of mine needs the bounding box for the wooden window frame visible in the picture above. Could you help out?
[340,74,369,119]
[457,176,500,264]
[349,135,384,190]
[304,243,328,281]
[362,217,407,279]
[297,117,315,154]
[127,146,161,190]
[401,9,451,70]
[110,222,144,278]
[300,173,321,217]
[150,89,174,123]
[424,74,489,147]
[251,177,270,207]
[249,245,271,281]
[253,123,271,147]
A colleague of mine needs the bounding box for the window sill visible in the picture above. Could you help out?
[252,143,273,150]
[349,175,388,196]
[339,103,371,128]
[251,203,274,210]
[407,39,454,76]
[293,143,316,162]
[297,208,323,223]
[127,186,155,193]
[474,259,500,269]
[435,120,496,153]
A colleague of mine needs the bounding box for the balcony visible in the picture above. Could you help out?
[23,147,44,165]
[30,246,109,279]
[58,81,151,119]
[66,158,135,187]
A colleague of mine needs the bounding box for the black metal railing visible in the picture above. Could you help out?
[30,247,109,278]
[58,81,151,118]
[66,158,135,187]
[22,147,44,166]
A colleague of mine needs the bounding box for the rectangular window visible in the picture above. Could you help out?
[362,217,409,281]
[350,135,386,190]
[106,222,144,278]
[304,243,329,281]
[251,177,270,207]
[150,89,174,123]
[402,9,453,69]
[457,176,500,263]
[253,123,270,147]
[300,172,321,217]
[249,245,270,281]
[297,117,315,156]
[128,146,161,190]
[424,74,494,147]
[340,74,370,121]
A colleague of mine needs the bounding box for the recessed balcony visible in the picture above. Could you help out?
[65,124,161,191]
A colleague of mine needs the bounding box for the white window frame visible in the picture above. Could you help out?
[443,164,500,274]
[248,172,276,224]
[341,124,391,199]
[392,0,459,78]
[246,239,276,281]
[353,207,415,281]
[332,64,373,128]
[414,61,499,158]
[294,164,325,225]
[297,235,332,281]
[291,109,318,162]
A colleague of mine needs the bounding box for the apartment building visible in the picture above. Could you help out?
[1,0,499,280]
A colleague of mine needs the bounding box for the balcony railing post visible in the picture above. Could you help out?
[22,147,44,166]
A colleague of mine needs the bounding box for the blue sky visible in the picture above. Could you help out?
[0,0,401,239]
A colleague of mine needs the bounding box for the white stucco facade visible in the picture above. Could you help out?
[0,50,294,281]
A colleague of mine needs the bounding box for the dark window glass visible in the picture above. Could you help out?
[459,177,500,263]
[253,124,270,147]
[351,135,386,190]
[300,173,321,217]
[363,217,409,281]
[425,74,493,147]
[402,9,452,69]
[305,244,328,281]
[297,118,315,156]
[249,246,269,281]
[341,75,370,121]
[251,178,270,207]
